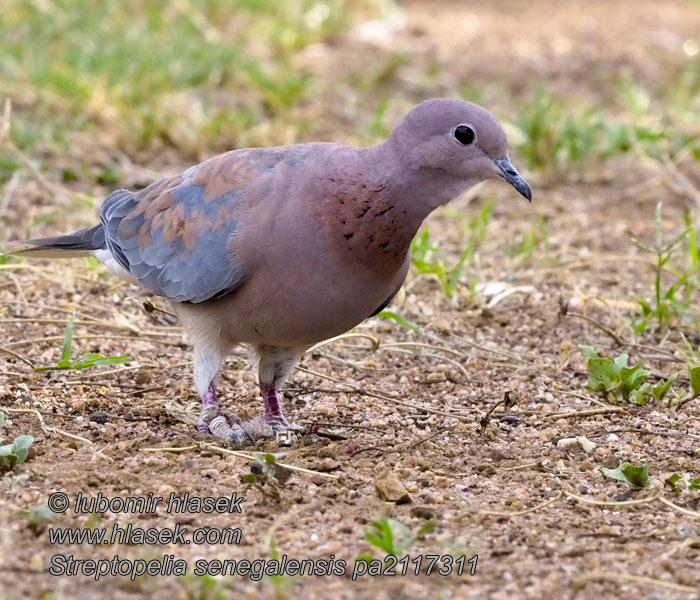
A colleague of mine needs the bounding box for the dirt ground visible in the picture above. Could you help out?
[1,1,700,599]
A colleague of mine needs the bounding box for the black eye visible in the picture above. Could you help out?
[454,125,475,145]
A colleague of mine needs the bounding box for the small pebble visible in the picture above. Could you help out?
[89,411,109,424]
[134,370,152,385]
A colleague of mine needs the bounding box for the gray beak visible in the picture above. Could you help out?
[495,158,532,202]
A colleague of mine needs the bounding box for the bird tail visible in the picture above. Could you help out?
[9,224,106,258]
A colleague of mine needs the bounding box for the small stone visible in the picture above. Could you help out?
[134,370,152,385]
[410,505,435,519]
[374,468,411,504]
[89,411,109,424]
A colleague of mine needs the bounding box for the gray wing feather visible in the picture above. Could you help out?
[98,178,246,304]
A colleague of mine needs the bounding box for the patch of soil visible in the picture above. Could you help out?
[1,2,699,599]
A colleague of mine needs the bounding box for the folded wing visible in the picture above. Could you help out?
[100,149,274,304]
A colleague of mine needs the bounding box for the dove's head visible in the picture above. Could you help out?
[390,98,531,202]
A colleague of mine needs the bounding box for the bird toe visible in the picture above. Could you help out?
[202,414,252,446]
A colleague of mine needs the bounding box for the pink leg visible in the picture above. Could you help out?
[197,382,219,433]
[260,380,288,427]
[197,381,254,445]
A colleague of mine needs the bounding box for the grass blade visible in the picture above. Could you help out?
[60,316,74,364]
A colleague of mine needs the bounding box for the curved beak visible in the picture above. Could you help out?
[495,158,532,202]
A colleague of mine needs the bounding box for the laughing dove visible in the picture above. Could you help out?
[14,98,532,444]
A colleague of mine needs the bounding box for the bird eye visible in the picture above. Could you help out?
[454,125,475,146]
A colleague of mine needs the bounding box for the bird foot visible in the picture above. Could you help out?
[239,416,304,445]
[197,405,302,446]
[197,405,255,446]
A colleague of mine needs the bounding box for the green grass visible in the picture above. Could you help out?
[511,70,700,175]
[362,516,436,556]
[410,201,493,298]
[629,203,696,335]
[0,0,375,158]
[33,316,129,371]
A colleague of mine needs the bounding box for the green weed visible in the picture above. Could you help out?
[0,412,33,471]
[181,573,227,600]
[34,316,129,371]
[685,213,699,272]
[600,463,700,493]
[241,452,290,501]
[376,310,418,332]
[264,535,296,597]
[665,472,700,495]
[600,463,650,488]
[505,212,550,263]
[578,345,676,405]
[677,335,700,379]
[363,516,436,556]
[411,202,493,298]
[513,84,700,174]
[18,505,55,535]
[630,203,694,334]
[514,90,626,173]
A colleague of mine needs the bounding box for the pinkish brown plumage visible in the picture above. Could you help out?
[13,98,531,445]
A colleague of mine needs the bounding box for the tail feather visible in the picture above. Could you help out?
[9,224,105,258]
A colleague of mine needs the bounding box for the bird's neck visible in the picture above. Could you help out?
[313,139,472,274]
[361,138,469,220]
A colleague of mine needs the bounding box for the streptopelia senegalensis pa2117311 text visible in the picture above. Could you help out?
[13,98,532,444]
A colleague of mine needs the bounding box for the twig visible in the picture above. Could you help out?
[3,408,93,445]
[142,442,340,479]
[406,426,454,450]
[676,392,700,411]
[7,334,182,348]
[140,300,178,319]
[657,496,700,518]
[312,430,348,441]
[589,428,700,442]
[564,491,659,507]
[0,98,79,200]
[295,365,470,422]
[564,311,625,346]
[379,341,466,359]
[299,421,387,434]
[199,442,339,479]
[480,391,515,428]
[76,361,193,380]
[498,463,543,472]
[350,445,385,457]
[0,345,34,368]
[556,390,608,407]
[574,571,699,594]
[0,318,141,334]
[0,170,20,215]
[129,386,165,397]
[308,332,381,353]
[482,492,562,517]
[381,347,469,378]
[544,407,627,420]
[142,445,197,453]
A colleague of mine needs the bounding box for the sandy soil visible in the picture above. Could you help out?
[1,1,699,599]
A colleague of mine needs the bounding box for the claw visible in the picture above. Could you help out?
[197,404,302,446]
[226,415,256,445]
[207,415,249,446]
